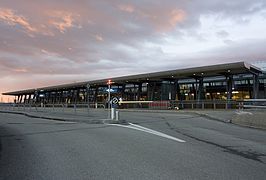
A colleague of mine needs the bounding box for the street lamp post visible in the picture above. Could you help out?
[107,80,112,119]
[86,83,90,113]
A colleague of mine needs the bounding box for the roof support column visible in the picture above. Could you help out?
[51,92,55,104]
[121,84,126,100]
[85,87,89,104]
[76,89,79,104]
[196,77,205,101]
[248,80,252,99]
[195,77,205,108]
[174,80,180,101]
[14,96,18,103]
[18,95,20,103]
[60,91,64,104]
[32,92,36,104]
[253,73,259,99]
[94,86,99,104]
[149,82,156,101]
[133,84,137,101]
[225,74,234,109]
[137,83,142,101]
[192,83,196,100]
[23,94,27,104]
[192,76,205,103]
[226,75,233,100]
[27,94,31,104]
[46,92,51,104]
[54,92,58,104]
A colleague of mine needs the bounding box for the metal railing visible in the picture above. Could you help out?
[0,102,105,113]
[170,100,239,110]
[118,100,240,110]
[1,99,265,111]
[240,99,266,109]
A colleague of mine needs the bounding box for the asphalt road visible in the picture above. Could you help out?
[0,112,266,180]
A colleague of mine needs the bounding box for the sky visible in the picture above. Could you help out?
[1,0,266,102]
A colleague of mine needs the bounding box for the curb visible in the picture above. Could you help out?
[0,110,105,124]
[118,109,231,123]
[192,112,232,123]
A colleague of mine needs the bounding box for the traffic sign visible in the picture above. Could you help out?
[111,97,119,104]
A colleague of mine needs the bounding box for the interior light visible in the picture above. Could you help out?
[232,91,239,94]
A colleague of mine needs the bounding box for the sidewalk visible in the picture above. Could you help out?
[117,108,236,123]
[0,108,109,124]
[0,107,265,129]
[0,107,234,123]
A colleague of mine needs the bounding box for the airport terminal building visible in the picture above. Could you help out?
[3,62,266,109]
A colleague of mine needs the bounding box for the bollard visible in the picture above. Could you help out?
[116,110,119,121]
[111,108,116,120]
[74,104,77,114]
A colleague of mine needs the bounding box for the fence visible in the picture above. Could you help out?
[0,102,105,114]
[118,99,266,110]
[118,100,240,110]
[240,99,266,109]
[0,99,265,111]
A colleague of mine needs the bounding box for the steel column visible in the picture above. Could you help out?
[253,74,259,99]
[226,75,233,100]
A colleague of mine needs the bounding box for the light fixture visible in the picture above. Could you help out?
[232,91,239,94]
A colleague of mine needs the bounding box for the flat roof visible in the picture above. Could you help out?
[3,61,262,96]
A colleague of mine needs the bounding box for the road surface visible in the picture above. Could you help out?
[0,112,266,180]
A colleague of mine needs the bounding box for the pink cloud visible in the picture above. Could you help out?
[169,9,186,27]
[118,4,135,13]
[95,34,104,42]
[0,8,37,33]
[13,68,28,73]
[47,10,80,33]
[151,9,186,32]
[0,7,81,36]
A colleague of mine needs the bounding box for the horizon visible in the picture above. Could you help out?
[1,0,266,102]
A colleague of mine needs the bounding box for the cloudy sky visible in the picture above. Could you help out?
[1,0,266,101]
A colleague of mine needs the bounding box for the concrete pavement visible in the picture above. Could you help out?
[1,111,266,180]
[1,107,266,129]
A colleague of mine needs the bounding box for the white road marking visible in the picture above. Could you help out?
[108,123,186,143]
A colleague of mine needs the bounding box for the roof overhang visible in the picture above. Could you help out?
[3,61,262,96]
